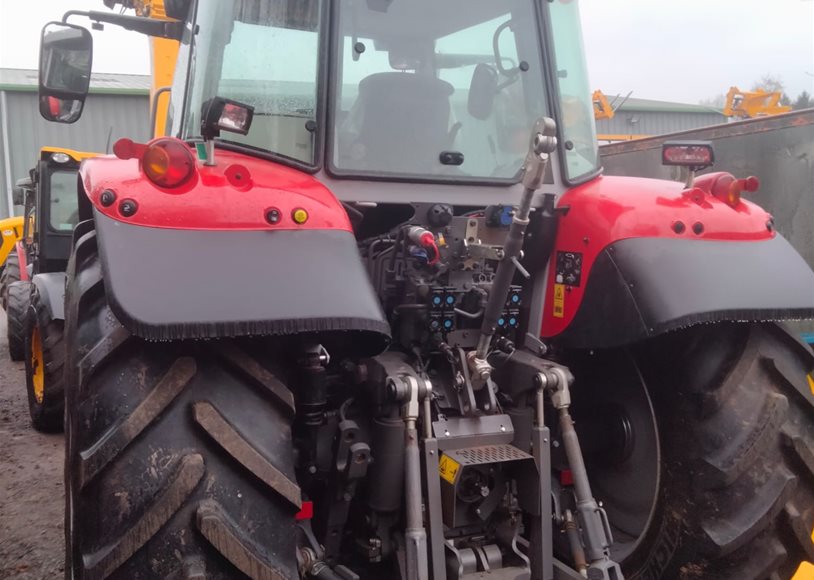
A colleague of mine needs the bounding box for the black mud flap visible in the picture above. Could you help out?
[31,273,66,321]
[94,210,390,354]
[552,235,814,349]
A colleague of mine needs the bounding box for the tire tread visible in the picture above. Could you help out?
[65,227,299,579]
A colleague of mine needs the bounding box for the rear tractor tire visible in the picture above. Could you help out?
[572,322,814,580]
[1,253,20,310]
[6,280,30,361]
[24,286,65,432]
[63,228,301,579]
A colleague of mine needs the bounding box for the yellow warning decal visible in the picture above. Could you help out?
[807,373,814,396]
[439,454,461,484]
[553,284,565,318]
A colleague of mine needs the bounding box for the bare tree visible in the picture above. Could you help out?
[751,74,791,105]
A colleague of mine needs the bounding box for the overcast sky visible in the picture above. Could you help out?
[1,0,812,104]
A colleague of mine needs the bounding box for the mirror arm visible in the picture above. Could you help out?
[61,10,184,40]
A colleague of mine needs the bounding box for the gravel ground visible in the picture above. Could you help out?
[0,310,65,579]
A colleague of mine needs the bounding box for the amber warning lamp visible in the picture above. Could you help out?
[699,173,761,209]
[114,137,195,188]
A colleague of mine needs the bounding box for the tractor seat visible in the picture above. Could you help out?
[342,72,455,174]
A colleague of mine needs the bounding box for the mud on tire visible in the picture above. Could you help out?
[64,227,301,579]
[7,279,30,361]
[24,286,66,432]
[614,323,814,580]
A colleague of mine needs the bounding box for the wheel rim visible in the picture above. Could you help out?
[31,325,45,404]
[573,354,661,563]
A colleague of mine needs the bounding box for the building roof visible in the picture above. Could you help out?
[613,96,723,115]
[1,66,722,114]
[0,67,150,95]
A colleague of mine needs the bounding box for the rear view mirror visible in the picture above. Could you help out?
[468,64,498,120]
[13,177,32,206]
[39,22,93,124]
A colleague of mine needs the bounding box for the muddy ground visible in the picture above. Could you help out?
[0,311,65,579]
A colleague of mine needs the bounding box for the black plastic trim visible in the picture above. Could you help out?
[551,235,814,349]
[93,210,391,354]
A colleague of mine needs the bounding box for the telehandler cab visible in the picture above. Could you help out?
[2,148,93,432]
[39,1,814,579]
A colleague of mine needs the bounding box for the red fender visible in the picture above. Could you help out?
[79,141,352,232]
[540,174,773,339]
[77,140,389,348]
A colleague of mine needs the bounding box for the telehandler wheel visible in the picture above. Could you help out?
[63,228,300,580]
[23,287,65,432]
[572,322,814,580]
[1,253,20,310]
[6,280,30,361]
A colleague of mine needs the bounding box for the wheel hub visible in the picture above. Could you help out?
[571,354,661,563]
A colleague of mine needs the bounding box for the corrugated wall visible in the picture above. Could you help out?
[0,91,150,218]
[596,110,726,138]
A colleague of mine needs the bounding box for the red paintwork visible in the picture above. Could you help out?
[80,141,352,232]
[540,174,774,339]
[15,241,29,281]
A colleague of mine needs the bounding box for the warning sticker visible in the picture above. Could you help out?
[438,454,461,484]
[553,284,565,318]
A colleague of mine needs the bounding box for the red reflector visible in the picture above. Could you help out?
[113,138,146,160]
[295,501,314,520]
[560,469,574,486]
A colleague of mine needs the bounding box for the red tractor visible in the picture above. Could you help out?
[38,1,814,579]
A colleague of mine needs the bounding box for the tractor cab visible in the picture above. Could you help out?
[182,0,599,200]
[41,0,598,202]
